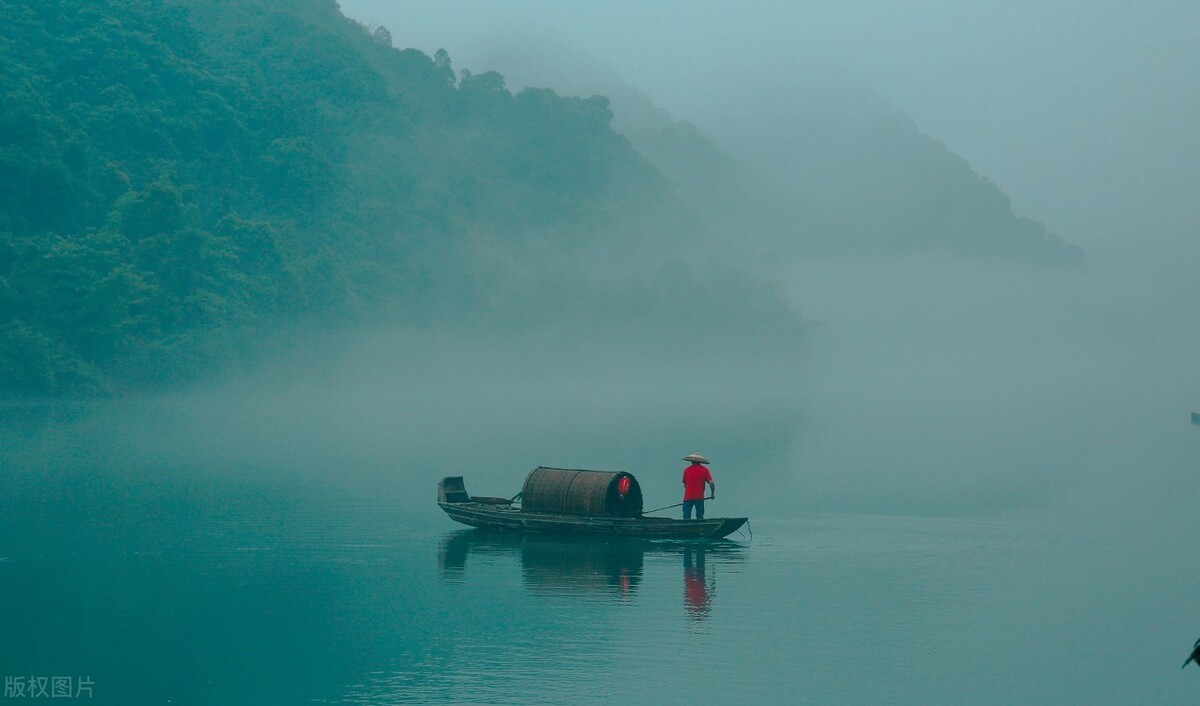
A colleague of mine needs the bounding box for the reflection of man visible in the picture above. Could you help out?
[681,453,715,520]
[683,546,710,619]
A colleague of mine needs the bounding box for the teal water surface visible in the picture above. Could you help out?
[3,418,1198,706]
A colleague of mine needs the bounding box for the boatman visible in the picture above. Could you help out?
[681,453,715,520]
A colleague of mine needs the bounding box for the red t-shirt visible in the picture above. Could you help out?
[682,464,713,501]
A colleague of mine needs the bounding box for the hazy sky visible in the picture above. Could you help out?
[339,0,1199,257]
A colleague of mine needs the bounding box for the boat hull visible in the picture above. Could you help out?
[438,501,748,540]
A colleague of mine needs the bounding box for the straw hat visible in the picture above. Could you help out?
[682,453,709,464]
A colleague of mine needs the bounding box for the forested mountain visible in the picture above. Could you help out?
[2,0,790,396]
[0,0,1081,398]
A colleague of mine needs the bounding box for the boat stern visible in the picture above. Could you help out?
[438,476,470,504]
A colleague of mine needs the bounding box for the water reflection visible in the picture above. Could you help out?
[439,531,745,620]
[439,531,644,596]
[683,546,710,620]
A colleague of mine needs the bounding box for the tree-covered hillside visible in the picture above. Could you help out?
[2,0,783,396]
[3,0,1085,399]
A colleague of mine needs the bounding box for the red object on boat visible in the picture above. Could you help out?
[618,476,631,497]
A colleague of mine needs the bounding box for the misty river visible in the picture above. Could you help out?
[4,255,1199,704]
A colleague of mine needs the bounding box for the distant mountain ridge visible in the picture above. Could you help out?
[468,39,1083,266]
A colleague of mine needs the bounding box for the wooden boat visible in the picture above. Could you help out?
[437,467,748,540]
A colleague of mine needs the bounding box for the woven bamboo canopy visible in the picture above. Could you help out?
[521,467,643,518]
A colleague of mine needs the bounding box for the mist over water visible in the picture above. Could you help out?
[5,234,1199,702]
[784,246,1200,702]
[792,248,1200,509]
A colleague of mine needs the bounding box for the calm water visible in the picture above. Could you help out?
[4,259,1200,704]
[4,413,1198,705]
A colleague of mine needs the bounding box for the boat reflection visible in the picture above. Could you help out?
[438,531,746,619]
